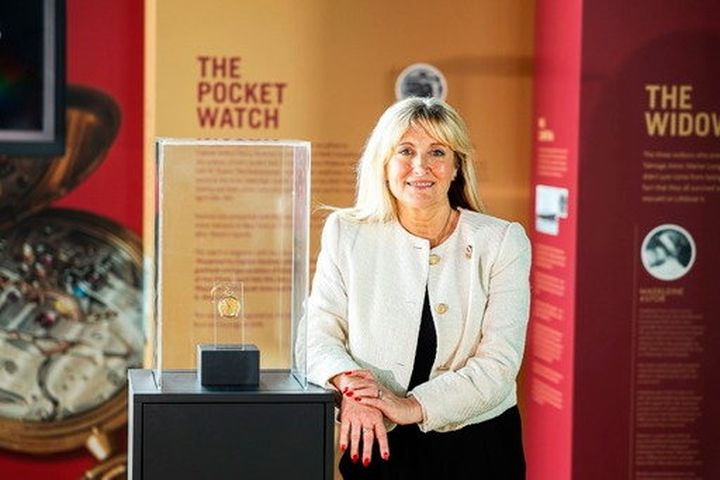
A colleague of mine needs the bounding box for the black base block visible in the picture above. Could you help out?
[197,344,260,387]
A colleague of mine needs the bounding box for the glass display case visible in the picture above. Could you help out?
[151,139,310,388]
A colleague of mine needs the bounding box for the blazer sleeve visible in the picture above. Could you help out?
[305,213,362,388]
[409,222,531,432]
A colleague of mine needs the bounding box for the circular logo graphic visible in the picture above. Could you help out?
[640,224,696,281]
[395,63,447,100]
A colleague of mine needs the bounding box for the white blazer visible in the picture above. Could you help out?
[306,208,531,433]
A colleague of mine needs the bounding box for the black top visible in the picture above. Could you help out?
[339,290,526,479]
[407,290,437,390]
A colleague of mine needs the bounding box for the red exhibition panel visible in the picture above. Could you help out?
[526,1,720,479]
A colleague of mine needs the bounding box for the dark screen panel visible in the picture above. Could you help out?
[0,0,65,156]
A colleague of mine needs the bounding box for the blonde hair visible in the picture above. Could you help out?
[338,97,484,222]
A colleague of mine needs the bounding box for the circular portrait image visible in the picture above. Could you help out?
[395,63,447,100]
[641,224,696,281]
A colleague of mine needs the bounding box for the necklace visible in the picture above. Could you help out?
[429,208,455,247]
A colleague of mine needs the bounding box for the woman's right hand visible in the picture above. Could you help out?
[332,370,383,400]
[338,395,390,466]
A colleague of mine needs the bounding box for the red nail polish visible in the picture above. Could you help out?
[382,451,390,460]
[352,454,359,463]
[363,458,370,467]
[346,391,353,397]
[342,387,348,393]
[344,371,352,375]
[355,397,361,402]
[340,444,347,452]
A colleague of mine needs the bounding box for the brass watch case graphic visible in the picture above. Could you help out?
[0,85,142,456]
[0,86,120,230]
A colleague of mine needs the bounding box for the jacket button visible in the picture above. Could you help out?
[435,303,448,314]
[429,254,440,265]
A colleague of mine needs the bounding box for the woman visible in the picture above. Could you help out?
[306,97,530,479]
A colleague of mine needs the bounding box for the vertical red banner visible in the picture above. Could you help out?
[523,1,582,479]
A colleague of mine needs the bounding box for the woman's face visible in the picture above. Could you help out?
[385,125,457,213]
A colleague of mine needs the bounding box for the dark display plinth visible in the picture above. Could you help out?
[197,344,260,387]
[128,369,334,480]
